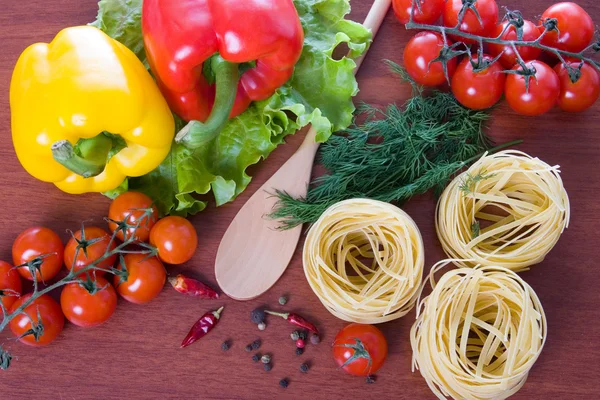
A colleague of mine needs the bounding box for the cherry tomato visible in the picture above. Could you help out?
[540,2,594,53]
[149,216,198,265]
[108,192,158,242]
[451,55,505,110]
[505,60,560,116]
[333,323,388,377]
[13,227,64,282]
[404,31,457,86]
[488,20,542,68]
[443,0,498,42]
[64,226,117,276]
[392,0,444,24]
[554,61,600,112]
[9,294,64,346]
[113,253,166,304]
[60,276,117,327]
[0,260,22,310]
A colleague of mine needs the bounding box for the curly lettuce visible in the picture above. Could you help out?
[92,0,371,216]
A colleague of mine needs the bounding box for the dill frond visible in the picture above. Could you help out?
[471,221,481,239]
[269,66,516,230]
[459,170,496,195]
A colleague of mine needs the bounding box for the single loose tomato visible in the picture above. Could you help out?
[13,227,64,282]
[554,61,600,112]
[443,0,498,41]
[113,253,166,304]
[108,191,158,242]
[451,55,505,110]
[61,276,117,327]
[488,20,542,68]
[64,226,117,276]
[9,294,64,346]
[505,60,560,116]
[404,31,457,86]
[540,2,594,53]
[149,216,198,265]
[392,0,444,24]
[333,323,388,377]
[0,260,22,310]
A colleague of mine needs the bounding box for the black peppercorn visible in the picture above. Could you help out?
[279,378,289,388]
[251,339,261,350]
[252,354,260,362]
[295,347,304,356]
[300,363,309,373]
[245,344,253,352]
[221,340,231,351]
[298,330,308,340]
[264,363,272,372]
[366,375,376,384]
[250,308,266,324]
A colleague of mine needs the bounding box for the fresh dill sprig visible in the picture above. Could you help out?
[269,63,519,229]
[459,170,496,195]
[471,221,481,239]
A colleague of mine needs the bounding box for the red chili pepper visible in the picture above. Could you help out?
[265,310,319,335]
[180,306,224,348]
[169,274,219,299]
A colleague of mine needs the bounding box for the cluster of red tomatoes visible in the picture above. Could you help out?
[0,192,198,346]
[393,0,599,115]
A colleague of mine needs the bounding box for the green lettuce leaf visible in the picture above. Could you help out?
[92,0,371,216]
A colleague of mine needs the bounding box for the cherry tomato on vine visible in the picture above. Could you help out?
[505,60,560,116]
[540,2,594,53]
[451,55,505,110]
[149,216,198,265]
[333,323,388,377]
[392,0,444,24]
[13,227,64,282]
[61,276,117,327]
[113,253,166,304]
[0,260,22,310]
[488,20,542,68]
[108,191,158,242]
[9,294,64,346]
[554,61,600,112]
[64,226,117,276]
[404,31,457,86]
[443,0,498,41]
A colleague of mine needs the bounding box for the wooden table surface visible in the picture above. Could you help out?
[1,0,599,399]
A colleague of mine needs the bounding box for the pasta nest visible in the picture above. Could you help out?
[436,150,570,271]
[303,198,424,324]
[410,262,547,400]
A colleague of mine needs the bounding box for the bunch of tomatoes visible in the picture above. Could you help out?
[393,0,600,115]
[0,191,198,347]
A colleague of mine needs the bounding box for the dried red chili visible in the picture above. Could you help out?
[180,306,224,348]
[169,274,219,299]
[265,310,319,335]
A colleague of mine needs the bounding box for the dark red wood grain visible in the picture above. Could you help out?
[1,1,599,398]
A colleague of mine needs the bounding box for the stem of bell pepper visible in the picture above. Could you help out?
[175,56,240,149]
[51,133,112,178]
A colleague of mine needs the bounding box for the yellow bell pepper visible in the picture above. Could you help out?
[10,26,174,194]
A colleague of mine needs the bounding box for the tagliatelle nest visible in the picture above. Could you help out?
[436,150,570,272]
[411,262,547,400]
[302,199,424,324]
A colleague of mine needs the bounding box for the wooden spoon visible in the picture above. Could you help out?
[215,0,393,300]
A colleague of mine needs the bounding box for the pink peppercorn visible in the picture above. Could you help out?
[296,338,305,349]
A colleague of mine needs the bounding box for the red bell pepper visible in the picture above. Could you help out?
[142,0,304,148]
